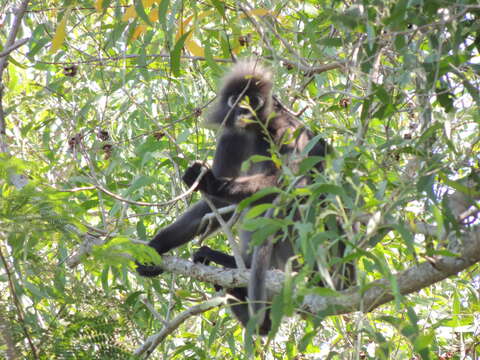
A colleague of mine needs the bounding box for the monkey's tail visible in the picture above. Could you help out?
[248,240,273,332]
[248,207,275,334]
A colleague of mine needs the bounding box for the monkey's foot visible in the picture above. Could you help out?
[192,245,213,265]
[136,261,164,277]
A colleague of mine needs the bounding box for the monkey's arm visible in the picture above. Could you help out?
[183,163,278,204]
[137,198,232,277]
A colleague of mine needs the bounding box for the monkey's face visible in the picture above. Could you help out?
[226,94,265,128]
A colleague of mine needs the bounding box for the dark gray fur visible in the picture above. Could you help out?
[138,61,347,335]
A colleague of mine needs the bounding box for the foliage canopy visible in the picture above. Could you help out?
[0,0,479,359]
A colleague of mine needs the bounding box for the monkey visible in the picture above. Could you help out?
[135,60,290,277]
[137,60,354,335]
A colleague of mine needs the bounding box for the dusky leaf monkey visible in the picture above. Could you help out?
[137,60,354,335]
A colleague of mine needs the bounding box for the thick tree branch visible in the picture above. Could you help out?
[0,1,30,76]
[140,226,480,318]
[67,182,479,322]
[304,228,480,315]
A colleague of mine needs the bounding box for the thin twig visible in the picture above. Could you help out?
[202,196,246,270]
[134,296,227,358]
[52,186,96,192]
[36,54,233,66]
[91,167,207,207]
[0,246,39,359]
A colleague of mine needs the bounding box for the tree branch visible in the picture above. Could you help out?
[0,0,30,77]
[304,227,480,315]
[0,245,39,359]
[0,309,19,360]
[202,196,245,270]
[137,226,480,319]
[36,54,233,65]
[66,230,105,268]
[0,0,31,154]
[134,296,228,358]
[0,37,30,58]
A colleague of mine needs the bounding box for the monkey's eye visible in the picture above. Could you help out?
[227,95,264,111]
[227,95,239,108]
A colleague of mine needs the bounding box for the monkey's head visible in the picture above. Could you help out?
[207,61,273,129]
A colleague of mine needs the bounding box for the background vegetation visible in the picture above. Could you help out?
[0,0,479,359]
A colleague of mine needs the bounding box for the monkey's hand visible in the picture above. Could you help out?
[192,246,222,292]
[136,261,163,277]
[182,162,224,195]
[192,246,214,265]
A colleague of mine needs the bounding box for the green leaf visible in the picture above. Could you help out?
[210,0,225,16]
[158,0,170,24]
[27,38,49,58]
[136,220,147,240]
[298,156,322,174]
[360,96,372,122]
[413,333,434,353]
[417,122,442,145]
[238,187,281,210]
[134,0,153,26]
[309,287,341,297]
[127,175,155,194]
[301,134,324,156]
[318,37,342,47]
[436,88,455,113]
[244,203,274,219]
[312,183,346,197]
[101,266,110,292]
[269,293,284,335]
[171,31,191,77]
[125,291,143,306]
[374,85,390,104]
[24,281,48,298]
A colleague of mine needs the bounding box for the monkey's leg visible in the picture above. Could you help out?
[192,246,237,268]
[137,199,232,277]
[192,246,271,335]
[228,288,271,336]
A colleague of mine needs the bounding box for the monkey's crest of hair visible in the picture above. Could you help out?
[205,60,274,127]
[221,60,273,98]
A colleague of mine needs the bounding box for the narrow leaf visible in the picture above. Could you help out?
[158,0,170,24]
[171,31,191,76]
[50,9,70,53]
[135,0,153,26]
